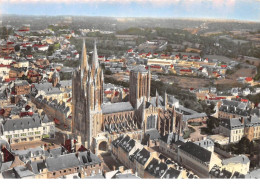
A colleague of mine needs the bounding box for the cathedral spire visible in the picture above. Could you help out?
[156,89,159,107]
[101,69,104,81]
[81,39,88,77]
[92,39,99,70]
[164,90,168,110]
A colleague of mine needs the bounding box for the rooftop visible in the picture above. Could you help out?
[222,155,250,165]
[102,102,134,114]
[179,142,212,163]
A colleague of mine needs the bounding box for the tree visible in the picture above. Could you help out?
[1,27,8,40]
[14,45,20,52]
[104,70,112,75]
[238,137,250,154]
[47,45,54,56]
[27,46,32,54]
[166,45,173,53]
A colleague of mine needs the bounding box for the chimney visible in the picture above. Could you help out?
[118,166,124,173]
[240,117,244,124]
[161,158,165,163]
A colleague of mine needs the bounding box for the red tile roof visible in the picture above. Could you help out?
[245,77,253,82]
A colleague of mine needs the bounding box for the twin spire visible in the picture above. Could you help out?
[80,39,99,75]
[92,39,99,70]
[81,39,88,77]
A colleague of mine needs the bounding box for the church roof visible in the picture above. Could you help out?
[102,102,134,114]
[131,65,148,73]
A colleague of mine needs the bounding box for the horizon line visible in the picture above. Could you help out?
[1,14,260,24]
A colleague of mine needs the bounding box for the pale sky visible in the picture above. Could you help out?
[0,0,259,21]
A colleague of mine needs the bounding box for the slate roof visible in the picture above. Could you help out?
[219,118,244,130]
[245,168,260,179]
[244,115,260,127]
[14,80,29,87]
[46,153,80,172]
[57,80,72,88]
[167,95,179,105]
[177,105,197,115]
[179,142,212,163]
[78,151,102,166]
[210,165,233,179]
[0,139,10,150]
[129,148,140,162]
[194,139,214,148]
[84,173,105,179]
[33,82,53,91]
[145,129,161,140]
[133,148,150,165]
[160,132,184,145]
[149,96,164,108]
[111,136,124,148]
[43,87,62,95]
[3,114,45,132]
[183,113,207,122]
[14,166,35,178]
[219,105,250,116]
[12,147,44,162]
[145,158,168,178]
[44,147,65,158]
[30,160,47,174]
[232,171,245,179]
[131,65,148,73]
[222,155,250,165]
[102,102,134,114]
[162,167,181,179]
[118,135,137,153]
[115,173,140,179]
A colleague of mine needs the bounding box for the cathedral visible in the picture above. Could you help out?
[72,40,184,154]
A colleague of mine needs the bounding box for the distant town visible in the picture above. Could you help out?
[0,16,260,179]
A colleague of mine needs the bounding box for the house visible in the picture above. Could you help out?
[178,142,221,178]
[46,150,103,179]
[194,138,214,153]
[221,155,250,175]
[0,113,55,144]
[216,116,260,143]
[11,80,31,96]
[113,135,143,169]
[131,147,158,178]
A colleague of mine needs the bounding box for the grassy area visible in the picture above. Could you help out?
[189,122,202,126]
[183,126,196,139]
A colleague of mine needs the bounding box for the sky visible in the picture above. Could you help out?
[0,0,259,22]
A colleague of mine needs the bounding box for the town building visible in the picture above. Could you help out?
[0,113,55,144]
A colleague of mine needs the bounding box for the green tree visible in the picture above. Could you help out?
[238,137,250,154]
[14,45,20,52]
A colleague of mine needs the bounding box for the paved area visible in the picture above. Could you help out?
[10,130,67,150]
[189,124,207,141]
[11,140,59,151]
[99,153,125,172]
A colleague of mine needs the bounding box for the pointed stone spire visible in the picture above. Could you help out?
[156,89,159,107]
[92,39,99,70]
[164,90,168,110]
[101,69,104,81]
[81,39,88,77]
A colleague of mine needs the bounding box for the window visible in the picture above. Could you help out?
[35,131,41,135]
[53,172,56,176]
[6,135,12,139]
[20,133,27,137]
[28,132,34,136]
[13,134,19,138]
